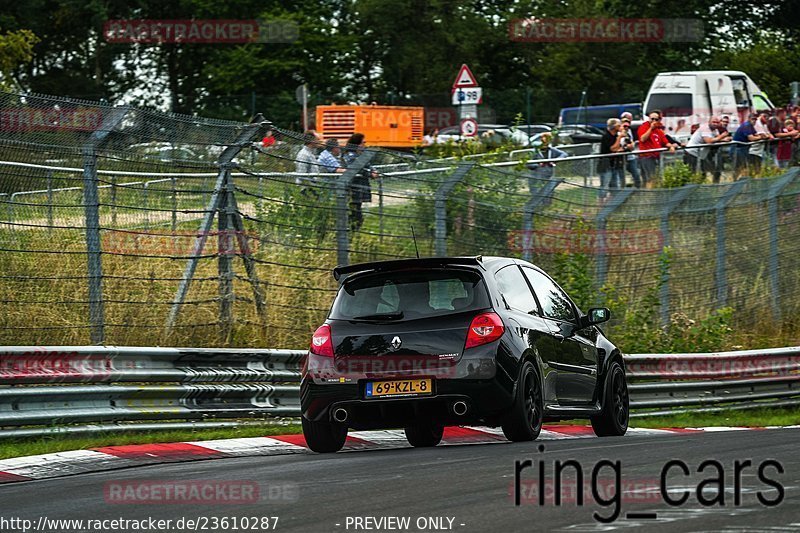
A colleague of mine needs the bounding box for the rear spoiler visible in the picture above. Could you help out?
[333,256,484,282]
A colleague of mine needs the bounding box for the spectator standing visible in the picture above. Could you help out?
[748,112,774,174]
[637,110,678,186]
[767,109,787,162]
[294,131,320,185]
[342,133,378,231]
[732,113,759,178]
[685,116,730,182]
[598,118,625,199]
[317,138,346,174]
[525,132,568,193]
[619,113,641,187]
[776,119,799,169]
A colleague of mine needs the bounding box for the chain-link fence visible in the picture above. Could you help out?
[1,91,798,348]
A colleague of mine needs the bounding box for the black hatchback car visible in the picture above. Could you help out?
[300,256,629,452]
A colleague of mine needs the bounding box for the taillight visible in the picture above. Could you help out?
[310,324,334,357]
[465,312,505,349]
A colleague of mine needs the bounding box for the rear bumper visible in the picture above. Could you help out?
[300,376,514,430]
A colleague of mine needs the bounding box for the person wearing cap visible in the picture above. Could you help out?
[317,138,346,174]
[732,113,760,178]
[619,112,641,187]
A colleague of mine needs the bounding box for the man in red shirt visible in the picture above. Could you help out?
[637,109,679,186]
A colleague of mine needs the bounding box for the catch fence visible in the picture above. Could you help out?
[0,91,799,348]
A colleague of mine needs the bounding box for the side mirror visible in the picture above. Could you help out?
[584,307,611,326]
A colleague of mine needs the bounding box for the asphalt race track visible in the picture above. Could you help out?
[1,428,798,533]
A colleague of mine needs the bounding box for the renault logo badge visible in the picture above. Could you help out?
[390,336,402,351]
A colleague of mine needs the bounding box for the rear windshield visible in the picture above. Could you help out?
[330,269,490,320]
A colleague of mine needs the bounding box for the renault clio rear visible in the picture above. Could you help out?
[300,256,629,452]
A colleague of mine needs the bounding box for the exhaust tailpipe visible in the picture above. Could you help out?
[452,401,468,416]
[332,407,348,423]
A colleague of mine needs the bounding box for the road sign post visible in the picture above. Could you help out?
[452,64,481,123]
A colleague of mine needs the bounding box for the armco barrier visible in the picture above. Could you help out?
[0,345,798,437]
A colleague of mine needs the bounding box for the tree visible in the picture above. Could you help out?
[0,29,38,90]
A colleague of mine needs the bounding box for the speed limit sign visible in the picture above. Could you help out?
[460,118,478,137]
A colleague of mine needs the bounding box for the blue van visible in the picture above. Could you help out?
[559,103,642,129]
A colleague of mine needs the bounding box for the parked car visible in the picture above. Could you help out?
[552,124,604,144]
[513,124,553,137]
[559,103,642,130]
[434,124,531,147]
[300,256,629,453]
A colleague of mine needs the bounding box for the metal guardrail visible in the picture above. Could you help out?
[0,345,798,437]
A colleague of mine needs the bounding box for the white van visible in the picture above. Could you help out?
[643,71,774,141]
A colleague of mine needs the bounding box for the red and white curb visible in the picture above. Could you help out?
[0,424,796,485]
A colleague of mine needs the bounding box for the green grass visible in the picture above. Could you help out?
[629,407,800,429]
[0,423,301,460]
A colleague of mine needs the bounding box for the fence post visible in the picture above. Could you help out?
[166,116,268,334]
[521,178,562,262]
[595,189,634,292]
[171,176,177,231]
[378,177,384,244]
[659,185,699,325]
[767,169,799,319]
[218,165,235,342]
[434,163,474,257]
[142,180,150,230]
[715,179,748,308]
[82,107,129,344]
[335,150,375,267]
[46,171,53,233]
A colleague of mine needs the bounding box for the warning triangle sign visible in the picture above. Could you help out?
[452,64,478,88]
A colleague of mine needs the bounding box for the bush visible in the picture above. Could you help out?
[661,162,706,188]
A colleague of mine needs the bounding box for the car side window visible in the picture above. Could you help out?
[494,266,539,314]
[522,267,576,322]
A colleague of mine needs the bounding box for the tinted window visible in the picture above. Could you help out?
[330,270,489,320]
[494,266,538,314]
[522,268,576,322]
[645,94,693,117]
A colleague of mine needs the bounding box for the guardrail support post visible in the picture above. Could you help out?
[335,150,376,267]
[715,179,748,308]
[659,185,699,325]
[521,178,562,262]
[595,189,634,293]
[434,163,474,257]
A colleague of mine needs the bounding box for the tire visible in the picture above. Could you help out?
[591,361,629,437]
[404,422,444,447]
[501,361,544,442]
[302,415,348,453]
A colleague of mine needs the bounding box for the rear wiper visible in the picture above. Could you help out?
[352,311,404,321]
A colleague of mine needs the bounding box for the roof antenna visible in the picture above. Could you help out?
[411,226,420,258]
